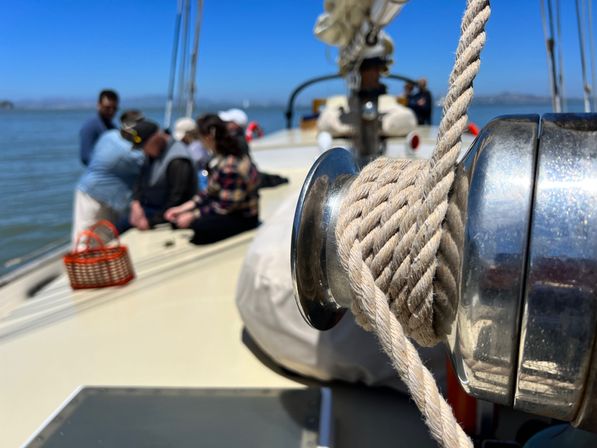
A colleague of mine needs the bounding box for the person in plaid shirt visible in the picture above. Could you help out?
[165,114,260,244]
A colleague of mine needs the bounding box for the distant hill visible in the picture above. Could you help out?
[12,95,169,110]
[472,92,552,105]
[9,91,576,110]
[10,95,301,110]
[0,100,14,110]
[434,92,565,108]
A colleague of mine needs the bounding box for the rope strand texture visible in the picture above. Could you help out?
[335,1,490,446]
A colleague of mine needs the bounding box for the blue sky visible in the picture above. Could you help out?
[1,1,595,102]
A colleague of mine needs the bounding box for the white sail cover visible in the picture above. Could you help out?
[236,191,446,391]
[317,94,417,137]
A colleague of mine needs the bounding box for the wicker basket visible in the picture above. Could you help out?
[64,220,135,289]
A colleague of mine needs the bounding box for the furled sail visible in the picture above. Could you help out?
[314,0,408,73]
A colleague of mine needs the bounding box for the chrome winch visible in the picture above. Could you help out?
[291,114,597,430]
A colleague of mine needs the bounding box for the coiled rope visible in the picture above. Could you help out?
[335,1,490,446]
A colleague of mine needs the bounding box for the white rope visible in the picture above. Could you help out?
[335,1,491,446]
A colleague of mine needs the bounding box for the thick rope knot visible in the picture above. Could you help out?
[338,0,488,349]
[332,1,490,446]
[336,156,462,347]
[335,0,489,349]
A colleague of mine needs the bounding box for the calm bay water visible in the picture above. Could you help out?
[0,101,584,277]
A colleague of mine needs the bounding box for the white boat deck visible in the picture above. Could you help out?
[0,130,446,447]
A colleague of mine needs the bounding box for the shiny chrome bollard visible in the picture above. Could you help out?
[291,114,597,430]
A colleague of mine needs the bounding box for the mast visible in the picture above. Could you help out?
[588,0,597,110]
[576,0,592,112]
[164,0,184,130]
[186,0,204,117]
[541,0,563,112]
[555,0,566,111]
[177,0,191,116]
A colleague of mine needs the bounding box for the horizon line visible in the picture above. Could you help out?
[1,91,579,105]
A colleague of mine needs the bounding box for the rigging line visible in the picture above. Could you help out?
[556,0,566,111]
[164,0,184,129]
[186,0,204,117]
[588,0,597,110]
[541,0,562,111]
[576,0,591,111]
[177,0,191,117]
[547,0,562,111]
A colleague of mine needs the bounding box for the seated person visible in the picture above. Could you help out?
[173,116,210,170]
[71,110,145,244]
[218,108,250,156]
[126,120,197,231]
[164,114,260,244]
[218,108,288,189]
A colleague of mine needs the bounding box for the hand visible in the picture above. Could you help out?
[175,211,196,229]
[136,216,150,231]
[129,201,145,226]
[164,199,196,222]
[164,207,180,222]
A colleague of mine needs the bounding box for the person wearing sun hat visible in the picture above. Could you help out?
[218,108,248,128]
[172,117,209,170]
[71,110,146,245]
[125,119,197,231]
[218,108,250,156]
[173,117,198,141]
[217,108,289,189]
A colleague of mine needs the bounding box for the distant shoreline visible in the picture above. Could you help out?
[2,93,585,111]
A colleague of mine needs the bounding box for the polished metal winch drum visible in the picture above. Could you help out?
[291,114,597,430]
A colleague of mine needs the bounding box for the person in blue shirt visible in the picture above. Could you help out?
[71,110,145,244]
[79,90,119,166]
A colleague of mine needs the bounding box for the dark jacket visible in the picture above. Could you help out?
[134,139,197,226]
[411,89,432,125]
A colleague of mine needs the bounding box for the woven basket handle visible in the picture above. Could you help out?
[74,230,106,251]
[89,220,121,245]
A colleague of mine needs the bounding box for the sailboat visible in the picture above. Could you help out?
[2,1,597,447]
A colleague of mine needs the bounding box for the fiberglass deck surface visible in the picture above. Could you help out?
[0,147,313,447]
[0,134,444,447]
